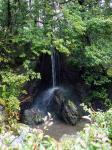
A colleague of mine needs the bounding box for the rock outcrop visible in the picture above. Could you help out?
[23,108,44,125]
[50,89,79,125]
[62,100,79,125]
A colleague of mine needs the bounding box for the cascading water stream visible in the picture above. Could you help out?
[50,1,61,87]
[33,46,61,115]
[51,47,57,87]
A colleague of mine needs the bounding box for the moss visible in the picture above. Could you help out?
[67,100,76,108]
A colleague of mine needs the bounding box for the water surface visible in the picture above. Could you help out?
[36,118,90,141]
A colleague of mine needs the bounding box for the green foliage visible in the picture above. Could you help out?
[83,105,112,139]
[83,68,111,86]
[107,67,112,77]
[85,17,112,67]
[85,88,112,109]
[0,124,57,149]
[83,66,112,108]
[62,107,112,150]
[22,134,57,150]
[62,126,111,150]
[63,1,112,110]
[0,70,28,124]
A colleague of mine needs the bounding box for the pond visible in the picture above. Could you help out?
[36,117,90,141]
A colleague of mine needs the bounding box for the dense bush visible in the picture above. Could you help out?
[0,70,26,124]
[62,107,112,150]
[0,123,57,149]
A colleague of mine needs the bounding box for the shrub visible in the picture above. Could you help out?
[62,107,112,150]
[0,70,29,124]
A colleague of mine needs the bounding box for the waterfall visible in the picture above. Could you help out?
[34,47,60,112]
[33,49,60,114]
[34,87,60,115]
[50,1,61,87]
[51,47,60,87]
[51,47,56,87]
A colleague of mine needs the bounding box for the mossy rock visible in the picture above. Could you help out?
[51,89,79,125]
[23,108,44,125]
[62,100,79,125]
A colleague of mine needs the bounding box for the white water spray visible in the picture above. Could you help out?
[34,87,60,114]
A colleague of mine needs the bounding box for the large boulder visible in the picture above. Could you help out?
[62,100,79,125]
[23,108,44,125]
[50,89,79,125]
